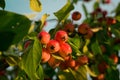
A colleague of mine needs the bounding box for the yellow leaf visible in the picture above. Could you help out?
[28,23,35,33]
[52,54,64,61]
[30,0,42,12]
[91,27,103,32]
[83,39,90,53]
[24,13,37,19]
[85,65,97,77]
[39,14,49,30]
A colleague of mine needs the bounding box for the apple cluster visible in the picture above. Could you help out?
[37,30,89,70]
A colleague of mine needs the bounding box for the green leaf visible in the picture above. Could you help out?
[0,10,31,51]
[73,0,79,4]
[54,0,74,22]
[36,65,44,80]
[69,34,82,49]
[19,37,42,80]
[58,69,75,80]
[0,31,15,51]
[93,2,99,10]
[0,0,5,9]
[30,0,42,12]
[68,40,82,56]
[69,66,88,80]
[6,56,20,66]
[114,3,120,16]
[105,69,119,80]
[111,24,120,38]
[113,44,120,51]
[91,39,102,55]
[82,4,88,18]
[85,65,97,77]
[115,15,120,22]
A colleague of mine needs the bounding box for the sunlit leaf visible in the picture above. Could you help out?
[83,39,90,53]
[68,40,82,56]
[0,0,5,9]
[58,69,75,80]
[24,13,37,19]
[69,66,88,80]
[85,65,97,77]
[69,34,82,49]
[91,27,103,32]
[19,37,42,80]
[52,54,64,61]
[30,0,42,12]
[28,23,35,33]
[39,14,49,31]
[36,64,44,80]
[54,0,74,22]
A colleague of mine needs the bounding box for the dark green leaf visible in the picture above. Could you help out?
[105,69,119,80]
[82,4,88,18]
[113,44,120,51]
[54,0,74,22]
[0,0,5,9]
[111,23,120,38]
[19,37,42,80]
[0,31,15,51]
[73,0,78,4]
[0,10,31,51]
[114,3,120,16]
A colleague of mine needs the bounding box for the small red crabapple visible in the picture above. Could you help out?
[67,58,76,68]
[37,31,50,44]
[59,61,68,70]
[106,17,116,25]
[98,61,109,73]
[41,48,50,63]
[48,55,61,68]
[109,54,118,64]
[54,30,68,43]
[84,29,93,39]
[78,23,90,34]
[59,43,72,59]
[64,23,75,33]
[76,55,88,65]
[93,74,105,80]
[47,40,60,53]
[24,40,31,49]
[72,11,81,21]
